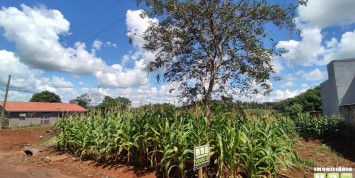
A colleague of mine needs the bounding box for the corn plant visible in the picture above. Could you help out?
[56,108,300,177]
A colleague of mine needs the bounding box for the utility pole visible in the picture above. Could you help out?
[0,75,11,130]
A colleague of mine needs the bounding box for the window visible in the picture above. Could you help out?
[41,113,50,125]
[19,113,26,120]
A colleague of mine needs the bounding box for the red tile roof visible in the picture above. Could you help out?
[0,101,87,112]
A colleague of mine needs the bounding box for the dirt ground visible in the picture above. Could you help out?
[0,127,354,178]
[0,127,155,178]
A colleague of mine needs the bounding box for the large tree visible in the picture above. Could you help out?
[99,96,132,110]
[134,0,307,122]
[30,91,62,103]
[69,93,92,108]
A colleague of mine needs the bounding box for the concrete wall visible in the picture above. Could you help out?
[320,80,339,116]
[321,59,355,116]
[333,61,355,105]
[7,112,59,127]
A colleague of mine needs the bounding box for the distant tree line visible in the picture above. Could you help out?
[269,86,322,113]
[30,86,321,114]
[30,91,132,111]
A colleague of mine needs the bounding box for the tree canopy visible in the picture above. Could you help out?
[273,86,322,113]
[99,96,132,110]
[134,0,307,113]
[69,94,92,108]
[30,91,62,103]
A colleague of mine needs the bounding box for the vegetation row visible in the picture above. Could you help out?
[56,109,298,178]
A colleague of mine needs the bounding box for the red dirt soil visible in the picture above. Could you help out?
[0,127,155,178]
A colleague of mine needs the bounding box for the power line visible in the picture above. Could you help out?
[83,16,125,43]
[71,0,122,34]
[29,2,126,63]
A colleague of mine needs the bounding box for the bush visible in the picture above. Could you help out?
[285,103,303,118]
[292,114,342,140]
[1,117,9,128]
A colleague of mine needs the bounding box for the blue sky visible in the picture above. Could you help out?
[0,0,355,106]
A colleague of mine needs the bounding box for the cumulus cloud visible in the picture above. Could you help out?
[276,0,355,67]
[272,88,307,101]
[125,10,158,64]
[297,0,355,28]
[92,40,117,51]
[92,40,103,50]
[95,60,149,88]
[283,81,295,88]
[0,50,74,94]
[302,68,327,81]
[50,76,74,88]
[104,41,118,48]
[278,28,355,66]
[277,28,324,66]
[0,4,149,88]
[317,30,355,65]
[67,83,179,107]
[271,59,284,73]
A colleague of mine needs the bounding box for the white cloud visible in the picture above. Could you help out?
[284,81,295,88]
[278,28,355,67]
[94,59,149,88]
[92,40,103,50]
[271,59,284,73]
[272,89,306,101]
[104,41,118,48]
[68,82,180,107]
[302,68,327,81]
[295,70,304,75]
[92,40,118,51]
[317,30,355,65]
[276,40,299,61]
[0,50,74,95]
[301,84,309,88]
[125,10,158,64]
[126,10,156,49]
[276,0,355,67]
[277,28,324,66]
[0,5,150,88]
[50,76,74,88]
[298,0,355,28]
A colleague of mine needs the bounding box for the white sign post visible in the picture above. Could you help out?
[194,144,210,178]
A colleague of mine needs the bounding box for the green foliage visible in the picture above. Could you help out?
[291,86,322,112]
[135,0,305,108]
[98,96,132,111]
[272,86,322,113]
[69,93,91,108]
[292,114,342,140]
[136,103,175,112]
[1,117,9,128]
[30,91,61,103]
[285,103,303,117]
[56,109,298,177]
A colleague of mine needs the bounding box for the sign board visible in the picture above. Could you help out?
[194,144,210,170]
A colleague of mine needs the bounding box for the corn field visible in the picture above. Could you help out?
[56,109,298,178]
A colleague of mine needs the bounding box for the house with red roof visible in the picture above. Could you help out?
[0,101,87,127]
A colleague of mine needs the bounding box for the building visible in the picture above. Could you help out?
[0,101,87,127]
[320,58,355,121]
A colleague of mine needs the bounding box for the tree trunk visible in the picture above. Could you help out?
[205,99,211,128]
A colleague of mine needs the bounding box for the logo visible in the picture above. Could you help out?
[314,167,353,178]
[193,144,210,170]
